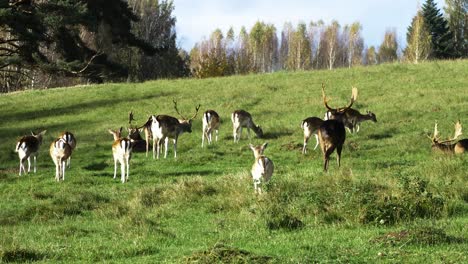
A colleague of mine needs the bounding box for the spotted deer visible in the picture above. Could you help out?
[58,131,76,168]
[301,117,324,154]
[343,109,377,133]
[150,100,200,159]
[49,137,72,181]
[318,85,357,171]
[109,127,133,183]
[202,110,220,147]
[231,110,263,143]
[428,121,468,154]
[249,143,274,194]
[15,130,46,176]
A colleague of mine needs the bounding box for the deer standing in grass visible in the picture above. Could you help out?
[301,117,324,154]
[202,110,220,147]
[249,143,274,194]
[150,100,200,159]
[49,137,72,181]
[429,121,468,154]
[231,110,263,143]
[58,131,76,168]
[15,130,46,176]
[319,85,357,171]
[109,127,133,183]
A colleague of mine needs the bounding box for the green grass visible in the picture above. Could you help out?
[0,60,467,263]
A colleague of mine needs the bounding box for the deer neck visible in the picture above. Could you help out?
[432,142,455,153]
[177,120,192,135]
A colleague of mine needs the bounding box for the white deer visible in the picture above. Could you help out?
[202,110,220,147]
[249,143,274,194]
[49,137,72,181]
[109,128,133,183]
[15,130,46,175]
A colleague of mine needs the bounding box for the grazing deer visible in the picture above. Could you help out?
[249,143,274,194]
[109,127,133,183]
[428,121,468,154]
[301,117,324,154]
[323,84,358,126]
[15,130,46,176]
[318,85,356,171]
[150,100,200,159]
[343,109,377,133]
[202,110,220,147]
[231,110,263,143]
[49,137,72,181]
[58,131,76,168]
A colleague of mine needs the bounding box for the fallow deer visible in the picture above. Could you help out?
[15,130,46,176]
[150,100,200,159]
[49,137,72,181]
[109,127,133,183]
[249,143,274,194]
[343,109,377,133]
[428,121,468,154]
[318,85,356,171]
[202,110,220,147]
[231,110,263,143]
[301,117,324,154]
[127,127,147,152]
[58,131,76,168]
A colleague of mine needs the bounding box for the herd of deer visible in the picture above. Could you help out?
[14,85,467,193]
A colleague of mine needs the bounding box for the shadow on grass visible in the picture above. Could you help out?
[368,130,395,140]
[83,162,108,171]
[159,170,216,177]
[262,130,294,139]
[1,248,46,263]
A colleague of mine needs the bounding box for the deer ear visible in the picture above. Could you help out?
[262,142,268,149]
[249,143,254,150]
[108,129,114,135]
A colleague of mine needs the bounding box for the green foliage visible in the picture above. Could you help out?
[422,0,455,58]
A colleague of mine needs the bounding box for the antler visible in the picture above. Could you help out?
[173,99,187,120]
[345,87,358,110]
[322,83,333,111]
[190,104,201,120]
[437,120,463,144]
[427,121,440,141]
[128,111,135,124]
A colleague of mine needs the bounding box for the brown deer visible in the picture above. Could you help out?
[249,143,274,194]
[231,110,263,143]
[150,100,200,159]
[15,130,47,176]
[429,121,467,154]
[58,131,76,168]
[318,85,357,171]
[202,110,220,147]
[109,127,133,183]
[343,109,377,133]
[49,137,72,181]
[301,117,324,154]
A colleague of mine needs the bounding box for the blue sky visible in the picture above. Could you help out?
[172,0,446,51]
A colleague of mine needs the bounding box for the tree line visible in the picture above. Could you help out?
[0,0,466,91]
[190,0,467,78]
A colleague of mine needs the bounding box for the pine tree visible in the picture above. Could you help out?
[444,0,468,57]
[422,0,455,58]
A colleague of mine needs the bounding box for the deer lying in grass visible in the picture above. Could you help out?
[150,100,200,159]
[109,127,133,183]
[231,110,263,143]
[428,121,467,154]
[301,117,324,154]
[15,130,47,176]
[319,85,357,171]
[202,110,220,147]
[58,131,76,168]
[49,137,72,181]
[249,143,274,194]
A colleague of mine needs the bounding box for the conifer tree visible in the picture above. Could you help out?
[422,0,455,58]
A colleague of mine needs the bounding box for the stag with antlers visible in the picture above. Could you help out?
[150,100,200,159]
[318,84,357,171]
[429,121,467,154]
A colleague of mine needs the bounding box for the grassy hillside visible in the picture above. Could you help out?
[0,60,467,263]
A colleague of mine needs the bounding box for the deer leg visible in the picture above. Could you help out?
[27,157,31,173]
[313,134,320,150]
[33,155,37,173]
[303,136,309,154]
[61,160,66,181]
[120,162,125,183]
[336,145,343,167]
[201,129,205,147]
[246,128,251,139]
[126,156,129,182]
[164,137,169,159]
[356,124,360,133]
[215,129,218,142]
[19,158,25,176]
[173,138,177,158]
[113,158,117,179]
[153,138,157,159]
[324,147,335,172]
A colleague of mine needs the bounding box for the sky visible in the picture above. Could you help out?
[172,0,446,51]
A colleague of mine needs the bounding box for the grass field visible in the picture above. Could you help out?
[0,60,467,263]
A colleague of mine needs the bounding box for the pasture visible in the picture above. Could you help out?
[0,60,467,263]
